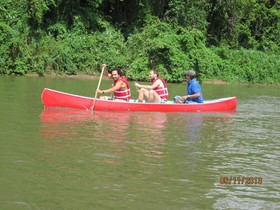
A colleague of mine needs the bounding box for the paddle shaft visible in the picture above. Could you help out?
[92,65,106,110]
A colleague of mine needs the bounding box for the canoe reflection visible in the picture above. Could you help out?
[167,111,236,141]
[40,109,169,168]
[40,108,236,143]
[40,108,94,123]
[40,108,169,139]
[40,109,236,169]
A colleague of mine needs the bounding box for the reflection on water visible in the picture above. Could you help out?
[2,76,280,209]
[40,109,94,139]
[39,109,237,201]
[38,106,280,209]
[40,109,237,167]
[40,110,236,168]
[40,109,170,167]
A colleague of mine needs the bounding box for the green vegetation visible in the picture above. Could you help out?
[0,0,279,84]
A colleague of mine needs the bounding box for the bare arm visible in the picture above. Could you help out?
[96,81,123,94]
[101,64,113,79]
[135,80,161,90]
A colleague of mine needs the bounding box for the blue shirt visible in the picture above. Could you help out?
[186,79,203,103]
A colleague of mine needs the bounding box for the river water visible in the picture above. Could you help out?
[0,75,279,210]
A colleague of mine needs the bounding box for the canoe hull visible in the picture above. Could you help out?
[41,88,237,112]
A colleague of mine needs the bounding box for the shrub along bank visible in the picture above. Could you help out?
[0,0,279,84]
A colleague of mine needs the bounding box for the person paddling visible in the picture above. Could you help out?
[96,65,131,101]
[135,69,169,103]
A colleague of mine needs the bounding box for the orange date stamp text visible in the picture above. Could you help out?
[220,176,263,185]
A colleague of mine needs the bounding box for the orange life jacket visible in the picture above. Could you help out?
[113,76,131,100]
[152,78,169,99]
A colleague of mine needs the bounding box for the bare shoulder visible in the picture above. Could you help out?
[157,79,164,87]
[117,80,127,88]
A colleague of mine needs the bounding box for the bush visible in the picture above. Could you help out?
[211,47,280,84]
[125,17,209,82]
[0,22,28,75]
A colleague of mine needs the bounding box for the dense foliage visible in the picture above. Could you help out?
[0,0,279,84]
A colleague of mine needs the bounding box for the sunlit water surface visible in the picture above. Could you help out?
[0,76,279,210]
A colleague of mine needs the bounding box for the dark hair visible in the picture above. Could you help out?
[111,68,124,77]
[151,69,159,77]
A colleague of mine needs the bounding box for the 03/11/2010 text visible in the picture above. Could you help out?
[220,176,263,185]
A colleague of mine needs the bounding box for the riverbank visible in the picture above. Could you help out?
[23,72,279,86]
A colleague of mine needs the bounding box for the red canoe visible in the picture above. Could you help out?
[41,88,237,112]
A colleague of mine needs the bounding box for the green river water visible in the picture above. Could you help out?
[0,75,279,210]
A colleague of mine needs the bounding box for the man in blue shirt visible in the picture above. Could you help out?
[174,70,203,103]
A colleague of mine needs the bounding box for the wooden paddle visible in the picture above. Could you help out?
[91,64,106,110]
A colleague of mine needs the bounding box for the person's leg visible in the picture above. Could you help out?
[100,96,112,100]
[113,99,128,102]
[148,90,161,103]
[173,96,184,103]
[138,88,149,102]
